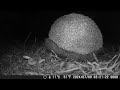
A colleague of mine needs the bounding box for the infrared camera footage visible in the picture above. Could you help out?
[0,10,120,79]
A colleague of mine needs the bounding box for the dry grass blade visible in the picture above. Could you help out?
[24,32,32,53]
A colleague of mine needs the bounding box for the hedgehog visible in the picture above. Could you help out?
[49,13,103,55]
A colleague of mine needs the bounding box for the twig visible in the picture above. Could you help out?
[24,32,32,53]
[93,52,98,62]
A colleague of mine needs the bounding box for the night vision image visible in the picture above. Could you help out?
[0,10,120,79]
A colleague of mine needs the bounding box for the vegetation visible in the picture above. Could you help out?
[0,38,120,77]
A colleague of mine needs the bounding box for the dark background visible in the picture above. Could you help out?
[0,10,120,50]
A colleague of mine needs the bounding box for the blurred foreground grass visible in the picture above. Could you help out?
[0,40,120,77]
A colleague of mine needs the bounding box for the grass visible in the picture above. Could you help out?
[0,35,120,77]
